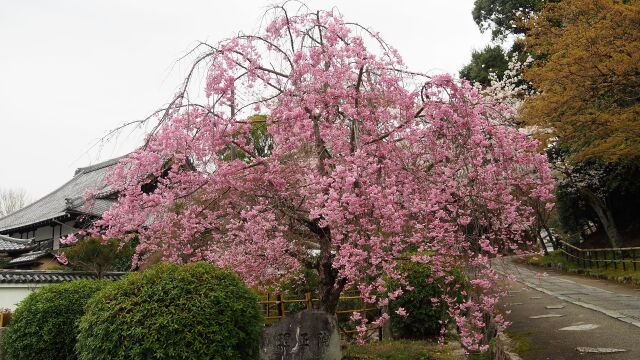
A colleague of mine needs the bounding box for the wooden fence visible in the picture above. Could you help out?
[257,292,383,340]
[558,240,640,272]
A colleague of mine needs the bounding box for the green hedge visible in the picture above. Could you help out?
[1,280,109,360]
[390,262,467,339]
[76,262,262,360]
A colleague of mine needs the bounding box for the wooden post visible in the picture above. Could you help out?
[633,250,637,272]
[612,250,617,270]
[266,293,270,318]
[305,292,312,310]
[280,294,286,317]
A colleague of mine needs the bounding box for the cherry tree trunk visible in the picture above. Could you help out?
[316,234,345,314]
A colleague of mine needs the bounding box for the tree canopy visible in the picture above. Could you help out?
[517,0,640,247]
[62,237,135,276]
[472,0,546,40]
[521,0,640,164]
[84,5,553,350]
[459,45,509,86]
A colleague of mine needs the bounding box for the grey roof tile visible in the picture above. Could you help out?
[8,250,51,265]
[0,234,37,252]
[0,269,126,283]
[0,156,123,232]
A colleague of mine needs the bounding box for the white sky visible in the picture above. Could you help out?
[0,0,491,200]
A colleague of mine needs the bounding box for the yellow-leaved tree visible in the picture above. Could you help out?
[521,0,640,163]
[520,0,640,248]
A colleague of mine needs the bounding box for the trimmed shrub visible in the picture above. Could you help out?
[76,262,262,360]
[1,280,109,360]
[390,262,467,339]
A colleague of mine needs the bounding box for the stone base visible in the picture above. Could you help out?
[260,310,341,360]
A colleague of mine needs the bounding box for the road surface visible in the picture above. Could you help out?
[494,258,640,360]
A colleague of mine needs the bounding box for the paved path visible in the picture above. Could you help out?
[494,257,640,359]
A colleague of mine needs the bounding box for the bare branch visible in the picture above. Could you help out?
[0,188,30,217]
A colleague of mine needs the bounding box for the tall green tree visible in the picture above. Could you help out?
[463,1,548,85]
[459,45,509,86]
[472,0,547,40]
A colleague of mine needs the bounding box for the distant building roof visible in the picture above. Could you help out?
[0,269,126,284]
[0,156,124,233]
[0,234,37,253]
[7,250,51,266]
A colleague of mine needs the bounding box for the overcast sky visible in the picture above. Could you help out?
[0,0,491,200]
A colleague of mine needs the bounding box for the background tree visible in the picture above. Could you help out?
[463,0,543,90]
[549,146,640,248]
[459,45,509,86]
[472,0,547,40]
[0,188,29,217]
[87,5,553,350]
[62,237,135,276]
[521,0,640,164]
[520,0,640,247]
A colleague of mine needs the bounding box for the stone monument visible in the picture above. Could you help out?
[260,310,341,360]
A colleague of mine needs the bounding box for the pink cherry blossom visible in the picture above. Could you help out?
[60,233,78,245]
[88,5,554,351]
[54,252,69,265]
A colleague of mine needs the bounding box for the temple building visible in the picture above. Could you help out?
[0,157,122,269]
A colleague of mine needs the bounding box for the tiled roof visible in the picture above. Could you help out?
[0,156,123,232]
[7,250,51,265]
[0,234,36,252]
[0,269,126,284]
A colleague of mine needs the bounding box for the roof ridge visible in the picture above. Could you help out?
[0,269,128,275]
[74,155,127,175]
[0,234,34,244]
[0,174,80,226]
[0,155,124,231]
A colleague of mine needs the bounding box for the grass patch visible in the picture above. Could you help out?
[523,251,640,287]
[343,340,458,360]
[505,331,533,354]
[522,251,576,269]
[467,350,491,360]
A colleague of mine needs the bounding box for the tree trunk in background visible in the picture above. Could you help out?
[537,232,549,255]
[580,188,622,248]
[543,224,558,251]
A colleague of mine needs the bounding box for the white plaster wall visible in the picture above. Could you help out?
[0,284,43,310]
